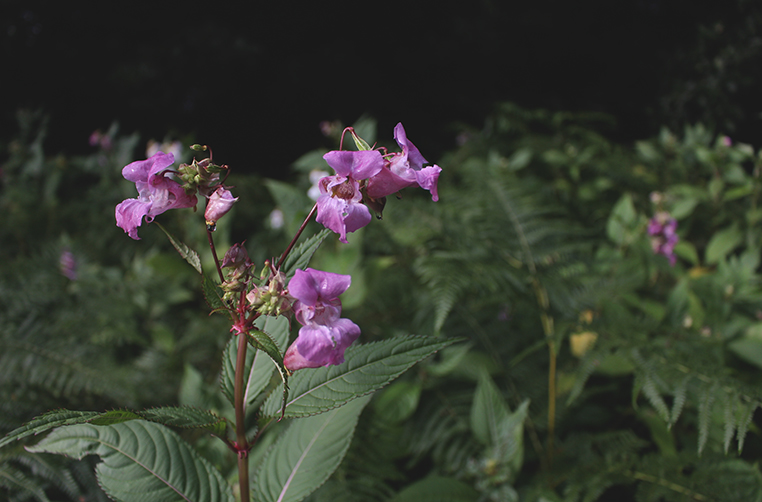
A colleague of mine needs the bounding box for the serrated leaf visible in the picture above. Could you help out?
[156,222,202,274]
[252,394,371,502]
[28,420,234,502]
[139,406,227,437]
[0,463,52,502]
[282,228,332,279]
[389,476,481,502]
[262,335,460,419]
[698,386,716,456]
[724,393,737,454]
[88,410,142,426]
[641,373,670,423]
[669,376,690,428]
[736,400,758,453]
[0,410,101,448]
[220,316,291,408]
[202,273,231,317]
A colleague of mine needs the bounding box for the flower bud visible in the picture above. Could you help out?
[205,187,238,228]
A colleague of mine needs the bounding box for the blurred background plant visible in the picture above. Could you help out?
[4,103,762,501]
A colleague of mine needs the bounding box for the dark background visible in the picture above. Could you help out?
[4,0,762,175]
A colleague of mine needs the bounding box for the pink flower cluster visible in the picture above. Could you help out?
[316,123,441,243]
[647,211,679,266]
[284,268,360,371]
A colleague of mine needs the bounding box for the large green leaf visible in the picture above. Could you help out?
[262,335,460,418]
[220,315,291,408]
[252,394,371,502]
[0,410,100,448]
[27,420,234,502]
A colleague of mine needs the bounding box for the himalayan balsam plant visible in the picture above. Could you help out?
[0,123,455,502]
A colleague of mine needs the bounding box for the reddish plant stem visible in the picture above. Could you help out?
[276,203,318,269]
[207,228,225,284]
[234,288,251,502]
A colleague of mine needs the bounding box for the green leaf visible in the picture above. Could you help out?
[252,395,371,502]
[139,406,227,437]
[219,315,291,408]
[389,476,481,502]
[0,463,52,502]
[373,380,422,424]
[155,222,202,274]
[262,335,460,419]
[88,410,142,426]
[282,228,332,279]
[27,420,234,502]
[606,193,636,245]
[202,273,231,317]
[705,225,743,264]
[470,371,511,445]
[470,373,528,478]
[0,410,101,448]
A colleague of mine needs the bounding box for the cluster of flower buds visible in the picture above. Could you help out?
[315,123,441,243]
[219,243,255,304]
[246,263,291,317]
[647,210,679,266]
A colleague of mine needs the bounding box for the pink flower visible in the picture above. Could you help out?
[316,150,384,243]
[648,211,679,266]
[205,187,238,225]
[284,268,360,371]
[366,123,442,201]
[115,152,197,240]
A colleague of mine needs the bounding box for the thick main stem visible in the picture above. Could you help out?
[235,326,250,502]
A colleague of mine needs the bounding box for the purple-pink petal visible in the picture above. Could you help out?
[394,123,428,170]
[289,268,352,305]
[323,150,384,180]
[316,191,372,244]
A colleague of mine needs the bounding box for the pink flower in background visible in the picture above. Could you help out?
[115,151,197,240]
[648,211,679,266]
[59,248,78,281]
[284,268,360,371]
[366,123,441,201]
[316,150,384,243]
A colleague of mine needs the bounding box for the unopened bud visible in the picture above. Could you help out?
[205,187,238,228]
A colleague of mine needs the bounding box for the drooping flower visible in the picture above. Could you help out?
[316,150,384,243]
[647,211,679,266]
[115,151,197,239]
[205,186,238,227]
[284,268,360,371]
[366,123,442,202]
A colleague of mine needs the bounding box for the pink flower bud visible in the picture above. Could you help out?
[205,187,238,226]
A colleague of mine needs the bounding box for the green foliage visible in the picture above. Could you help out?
[6,104,762,501]
[28,420,234,502]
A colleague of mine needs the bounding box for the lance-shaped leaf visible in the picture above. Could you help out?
[220,316,291,408]
[155,222,202,274]
[252,394,371,502]
[281,228,332,279]
[262,335,460,418]
[202,273,232,319]
[138,406,228,437]
[0,410,101,449]
[27,420,234,502]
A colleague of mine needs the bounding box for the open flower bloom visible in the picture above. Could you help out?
[116,152,197,239]
[366,123,442,201]
[316,150,384,243]
[284,268,361,371]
